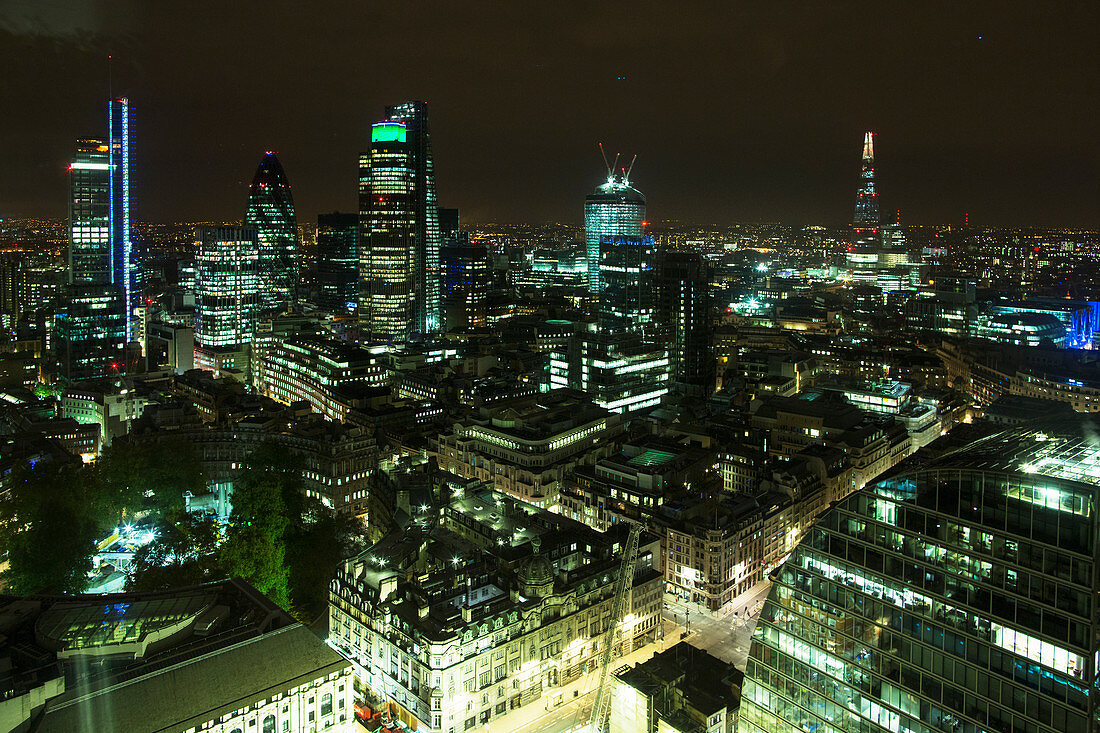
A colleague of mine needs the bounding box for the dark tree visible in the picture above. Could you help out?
[0,462,100,594]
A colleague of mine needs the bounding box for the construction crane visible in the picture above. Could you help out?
[588,521,643,733]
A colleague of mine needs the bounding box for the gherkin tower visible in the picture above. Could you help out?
[246,152,299,311]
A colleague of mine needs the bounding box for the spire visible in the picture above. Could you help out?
[853,131,879,229]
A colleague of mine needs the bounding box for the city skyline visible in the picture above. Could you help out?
[2,2,1097,227]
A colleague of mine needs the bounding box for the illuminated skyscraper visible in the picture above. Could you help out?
[852,130,880,246]
[194,227,261,377]
[740,422,1098,733]
[358,101,441,342]
[316,211,358,313]
[442,236,489,330]
[245,152,299,312]
[598,234,657,333]
[59,103,133,382]
[68,138,112,285]
[550,233,670,414]
[584,157,645,293]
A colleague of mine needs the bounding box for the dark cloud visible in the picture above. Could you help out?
[2,1,1098,227]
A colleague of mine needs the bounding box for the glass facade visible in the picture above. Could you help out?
[54,285,126,382]
[442,238,489,330]
[195,227,261,348]
[852,130,879,251]
[549,332,670,414]
[68,139,112,285]
[245,152,299,312]
[598,235,656,333]
[62,99,133,381]
[585,175,645,293]
[740,423,1098,733]
[316,211,358,313]
[359,102,442,342]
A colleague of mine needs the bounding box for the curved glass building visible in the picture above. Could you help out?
[740,421,1099,733]
[246,152,299,312]
[584,174,645,293]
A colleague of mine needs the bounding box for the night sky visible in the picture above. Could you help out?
[3,1,1098,227]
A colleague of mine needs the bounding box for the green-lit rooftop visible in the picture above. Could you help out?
[627,449,676,467]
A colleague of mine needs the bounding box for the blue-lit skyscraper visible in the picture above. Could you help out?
[584,161,645,293]
[359,101,442,341]
[59,99,135,382]
[108,98,138,340]
[246,152,299,312]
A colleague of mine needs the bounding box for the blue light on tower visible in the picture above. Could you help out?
[108,98,133,341]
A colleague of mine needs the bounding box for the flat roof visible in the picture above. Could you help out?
[627,449,677,467]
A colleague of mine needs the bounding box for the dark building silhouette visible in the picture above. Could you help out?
[442,236,489,330]
[657,250,715,398]
[316,211,359,314]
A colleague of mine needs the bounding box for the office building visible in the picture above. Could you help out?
[359,101,442,341]
[585,163,645,292]
[328,491,663,733]
[253,333,386,422]
[246,151,299,312]
[656,250,715,398]
[0,578,354,733]
[598,234,657,332]
[434,390,623,507]
[59,117,133,381]
[740,421,1098,733]
[442,237,490,330]
[67,138,112,284]
[194,227,261,377]
[53,285,126,383]
[316,211,359,313]
[550,331,671,414]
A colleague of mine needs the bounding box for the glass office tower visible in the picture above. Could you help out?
[739,422,1098,733]
[61,122,128,382]
[195,227,261,348]
[585,173,645,293]
[245,152,299,312]
[358,101,441,342]
[598,234,657,333]
[68,139,112,284]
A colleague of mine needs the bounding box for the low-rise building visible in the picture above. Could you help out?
[434,390,623,508]
[253,333,386,422]
[328,492,663,733]
[0,578,354,733]
[611,642,742,733]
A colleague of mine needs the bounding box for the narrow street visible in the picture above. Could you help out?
[501,581,773,733]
